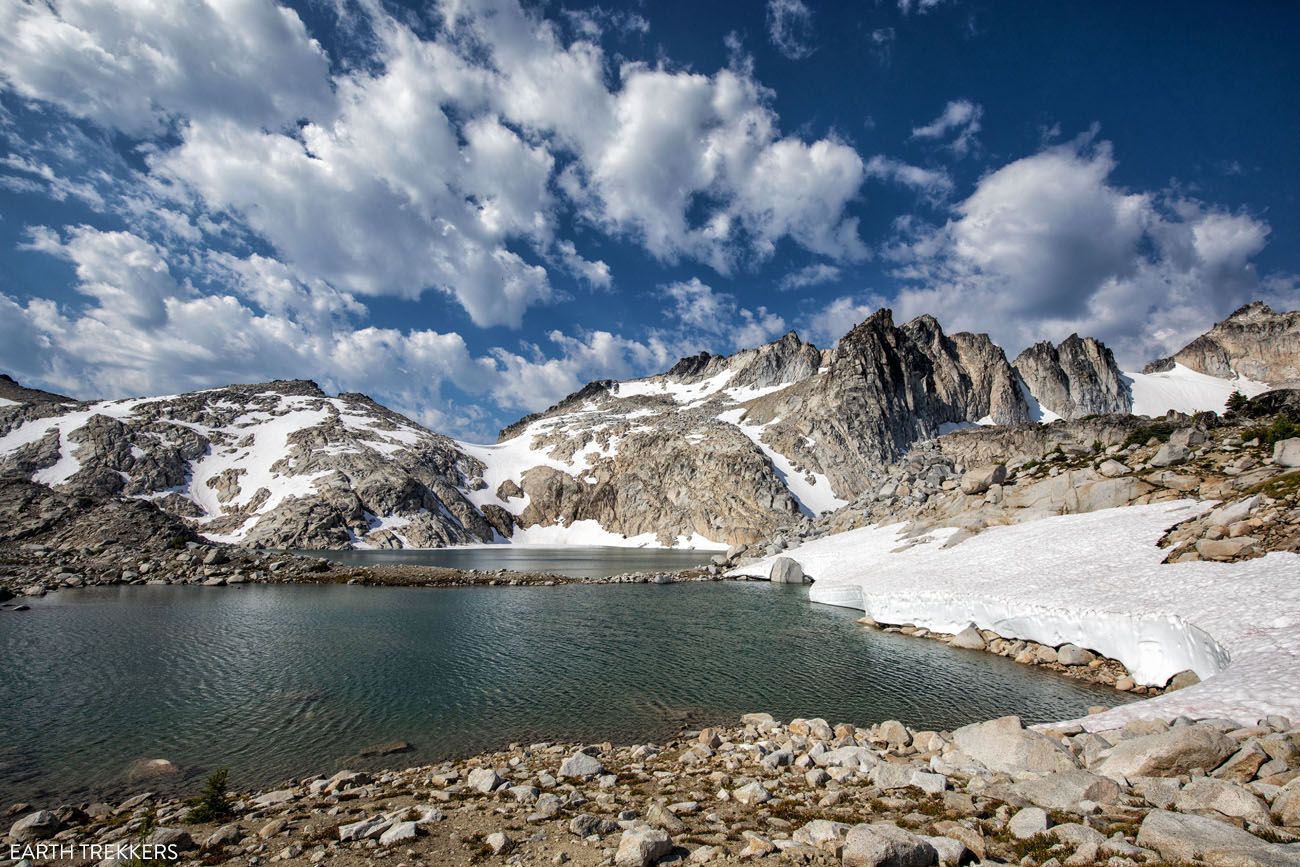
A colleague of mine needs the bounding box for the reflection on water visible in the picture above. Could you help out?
[0,582,1132,803]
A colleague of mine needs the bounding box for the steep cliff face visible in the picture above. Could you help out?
[1144,302,1300,386]
[463,309,1035,546]
[1014,335,1132,420]
[0,380,495,549]
[735,311,1030,497]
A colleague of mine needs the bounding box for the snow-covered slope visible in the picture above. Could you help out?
[733,503,1300,729]
[1122,363,1271,416]
[0,381,496,549]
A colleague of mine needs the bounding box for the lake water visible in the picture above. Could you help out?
[301,545,718,578]
[0,581,1132,804]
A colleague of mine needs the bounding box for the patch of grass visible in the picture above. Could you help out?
[1252,825,1294,844]
[766,800,845,825]
[1243,416,1299,448]
[1008,832,1061,861]
[184,768,235,824]
[1123,422,1177,450]
[1247,470,1300,500]
[910,795,946,816]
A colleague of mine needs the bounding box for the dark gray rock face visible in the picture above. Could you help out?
[1014,335,1131,420]
[740,310,1031,496]
[1144,301,1300,385]
[0,478,199,554]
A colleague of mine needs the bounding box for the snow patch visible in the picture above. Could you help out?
[613,369,737,403]
[717,408,848,516]
[456,422,579,511]
[732,502,1300,729]
[1124,364,1271,417]
[0,398,155,486]
[508,518,724,549]
[1019,379,1063,424]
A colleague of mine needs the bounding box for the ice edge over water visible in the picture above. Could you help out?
[811,583,1230,693]
[736,501,1300,731]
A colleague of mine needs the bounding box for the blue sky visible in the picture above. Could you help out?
[1,0,1296,439]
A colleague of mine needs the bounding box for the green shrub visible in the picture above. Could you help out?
[1122,422,1176,450]
[1226,390,1250,413]
[1245,416,1299,448]
[184,768,234,824]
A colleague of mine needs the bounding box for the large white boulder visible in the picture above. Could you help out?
[1094,725,1236,779]
[842,823,938,867]
[769,556,806,584]
[1274,437,1300,468]
[950,715,1079,774]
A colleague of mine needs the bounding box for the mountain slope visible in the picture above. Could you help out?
[2,301,1294,550]
[0,380,496,549]
[463,311,1042,545]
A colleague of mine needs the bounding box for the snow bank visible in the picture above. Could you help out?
[1124,364,1271,416]
[0,398,157,486]
[732,503,1300,729]
[613,369,737,403]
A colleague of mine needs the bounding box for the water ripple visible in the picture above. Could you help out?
[0,581,1132,803]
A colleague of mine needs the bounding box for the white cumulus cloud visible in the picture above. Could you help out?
[886,137,1278,364]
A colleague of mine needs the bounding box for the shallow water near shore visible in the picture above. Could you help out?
[0,581,1133,805]
[300,544,718,578]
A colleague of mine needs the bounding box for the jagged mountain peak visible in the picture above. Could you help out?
[1012,334,1131,421]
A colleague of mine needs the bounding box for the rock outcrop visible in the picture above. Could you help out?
[1014,334,1131,420]
[1145,301,1300,385]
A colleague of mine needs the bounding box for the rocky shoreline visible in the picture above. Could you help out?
[6,711,1300,867]
[854,620,1176,700]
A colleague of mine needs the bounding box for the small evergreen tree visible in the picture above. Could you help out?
[184,768,234,824]
[1226,390,1249,413]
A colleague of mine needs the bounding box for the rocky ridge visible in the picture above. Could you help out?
[1,303,1296,551]
[1146,302,1300,386]
[7,712,1300,866]
[0,381,497,550]
[0,373,74,405]
[475,311,1061,546]
[709,390,1300,572]
[1012,336,1131,421]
